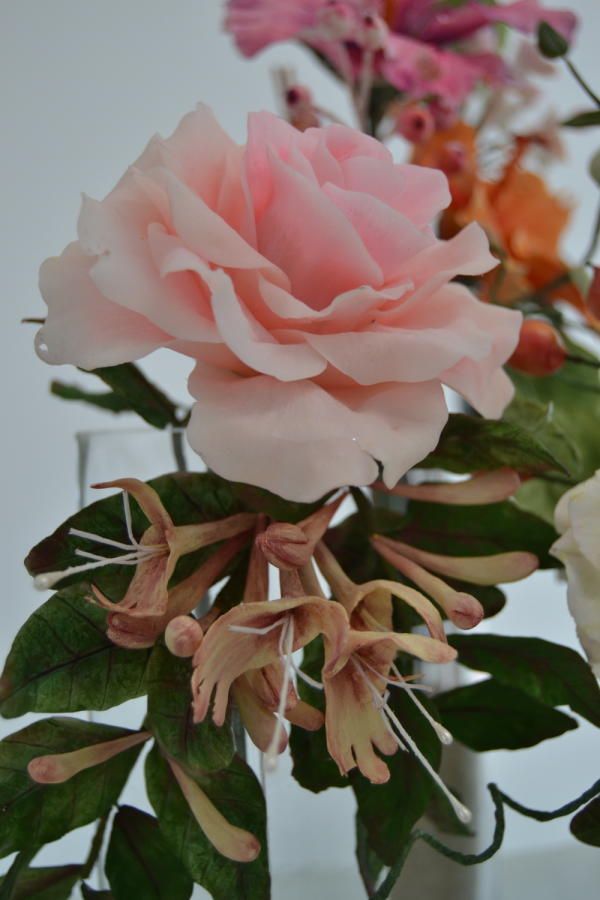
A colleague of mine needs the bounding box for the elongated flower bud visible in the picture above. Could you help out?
[168,758,261,863]
[165,616,204,658]
[28,731,150,784]
[373,541,484,630]
[509,320,566,376]
[257,494,346,571]
[373,535,538,586]
[376,469,520,506]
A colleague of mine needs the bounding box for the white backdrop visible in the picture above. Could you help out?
[1,1,600,897]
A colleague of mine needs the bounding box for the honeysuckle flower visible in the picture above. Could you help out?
[373,533,539,587]
[34,479,255,618]
[313,539,448,640]
[322,628,470,821]
[374,468,521,505]
[551,472,600,677]
[37,105,522,502]
[191,597,348,765]
[98,531,249,649]
[28,729,151,784]
[257,493,346,570]
[168,758,261,863]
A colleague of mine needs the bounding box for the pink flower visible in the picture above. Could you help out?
[225,0,576,110]
[37,107,521,501]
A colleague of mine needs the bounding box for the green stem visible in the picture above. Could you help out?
[566,354,600,369]
[371,778,600,899]
[583,198,600,265]
[565,59,600,109]
[171,429,188,473]
[0,848,39,899]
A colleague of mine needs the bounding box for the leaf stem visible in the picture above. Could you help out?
[371,778,600,899]
[81,814,110,881]
[0,848,39,900]
[564,59,600,109]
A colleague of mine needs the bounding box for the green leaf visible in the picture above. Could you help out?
[421,412,567,476]
[69,363,183,430]
[0,718,142,857]
[570,796,600,846]
[450,634,600,728]
[436,679,578,751]
[81,887,114,899]
[0,586,151,718]
[537,21,569,58]
[0,866,82,900]
[228,482,328,523]
[503,396,580,475]
[563,110,600,128]
[145,746,270,900]
[147,644,234,774]
[352,690,442,866]
[25,472,244,599]
[50,382,132,416]
[289,638,346,793]
[355,816,385,898]
[105,806,192,900]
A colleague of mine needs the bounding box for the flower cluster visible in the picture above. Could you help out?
[29,470,537,859]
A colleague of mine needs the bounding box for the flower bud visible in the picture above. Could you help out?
[317,2,356,40]
[508,320,566,377]
[28,731,150,784]
[257,522,311,570]
[394,103,435,145]
[165,616,204,658]
[361,14,388,51]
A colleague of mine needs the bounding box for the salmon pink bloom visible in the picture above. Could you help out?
[191,597,348,765]
[36,106,522,501]
[28,729,151,784]
[33,479,255,617]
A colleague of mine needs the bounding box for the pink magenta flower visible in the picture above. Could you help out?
[226,0,576,109]
[37,106,522,501]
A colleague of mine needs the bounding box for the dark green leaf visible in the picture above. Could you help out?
[352,690,442,866]
[228,482,328,523]
[145,746,270,900]
[421,412,567,476]
[25,472,244,599]
[450,634,600,728]
[436,679,578,751]
[50,382,131,416]
[81,887,114,899]
[83,363,182,430]
[356,815,385,898]
[0,865,82,900]
[0,586,150,718]
[503,396,579,474]
[147,644,234,774]
[105,806,192,900]
[570,796,600,846]
[537,21,569,58]
[563,110,600,128]
[0,718,142,857]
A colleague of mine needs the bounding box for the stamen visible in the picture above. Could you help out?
[33,550,151,591]
[122,491,138,546]
[290,656,324,691]
[390,664,452,745]
[264,616,295,772]
[69,527,142,553]
[356,661,470,824]
[228,620,286,637]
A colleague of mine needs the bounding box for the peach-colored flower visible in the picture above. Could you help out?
[37,107,521,501]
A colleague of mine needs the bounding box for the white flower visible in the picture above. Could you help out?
[551,471,600,677]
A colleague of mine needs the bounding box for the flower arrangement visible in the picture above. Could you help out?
[3,1,600,897]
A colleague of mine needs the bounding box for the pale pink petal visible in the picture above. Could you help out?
[36,243,171,368]
[255,152,383,309]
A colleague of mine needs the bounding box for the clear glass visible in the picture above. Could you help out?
[76,428,492,899]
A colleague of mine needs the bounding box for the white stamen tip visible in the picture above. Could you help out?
[436,726,454,746]
[34,572,62,591]
[455,802,473,825]
[263,752,279,774]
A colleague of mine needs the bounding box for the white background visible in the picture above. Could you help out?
[1,1,600,897]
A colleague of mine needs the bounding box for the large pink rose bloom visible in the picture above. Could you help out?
[37,107,521,501]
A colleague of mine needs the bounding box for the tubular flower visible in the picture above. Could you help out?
[373,468,521,506]
[168,758,261,863]
[257,493,346,570]
[33,479,255,617]
[322,629,470,821]
[191,597,348,766]
[101,532,249,649]
[373,533,539,587]
[28,730,151,784]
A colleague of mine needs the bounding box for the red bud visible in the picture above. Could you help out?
[509,320,566,377]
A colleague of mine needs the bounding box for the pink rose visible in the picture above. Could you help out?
[37,106,521,501]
